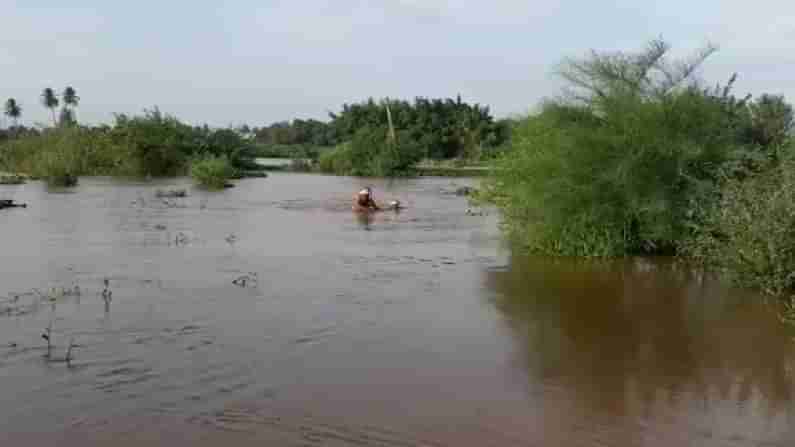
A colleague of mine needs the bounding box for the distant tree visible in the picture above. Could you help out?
[41,88,60,126]
[4,98,22,127]
[62,86,80,123]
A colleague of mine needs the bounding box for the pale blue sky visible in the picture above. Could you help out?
[2,0,794,126]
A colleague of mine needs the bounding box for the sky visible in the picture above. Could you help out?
[1,0,794,127]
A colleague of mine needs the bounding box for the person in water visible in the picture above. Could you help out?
[353,187,380,212]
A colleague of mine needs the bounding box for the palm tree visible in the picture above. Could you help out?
[4,98,22,127]
[41,88,59,126]
[62,86,79,120]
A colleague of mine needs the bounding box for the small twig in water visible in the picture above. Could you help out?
[175,232,188,246]
[65,338,76,365]
[101,278,113,307]
[42,321,53,359]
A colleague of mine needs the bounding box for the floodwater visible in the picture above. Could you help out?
[1,174,794,446]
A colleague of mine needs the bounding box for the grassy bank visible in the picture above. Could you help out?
[481,39,795,298]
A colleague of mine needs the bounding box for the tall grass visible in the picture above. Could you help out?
[0,128,123,185]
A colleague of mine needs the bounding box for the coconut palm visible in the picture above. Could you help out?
[63,86,79,107]
[41,88,59,126]
[4,98,22,127]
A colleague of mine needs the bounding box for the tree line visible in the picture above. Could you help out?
[250,96,512,163]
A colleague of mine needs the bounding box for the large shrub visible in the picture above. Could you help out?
[483,40,752,257]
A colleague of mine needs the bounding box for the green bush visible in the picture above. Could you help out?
[483,40,752,257]
[485,90,739,256]
[190,154,235,189]
[317,126,423,177]
[318,142,355,175]
[682,147,795,296]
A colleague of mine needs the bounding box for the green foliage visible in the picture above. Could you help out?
[317,126,424,177]
[255,119,335,146]
[484,39,769,257]
[0,108,260,181]
[195,127,259,170]
[0,127,116,181]
[329,97,507,160]
[318,143,355,175]
[254,143,322,160]
[252,96,510,169]
[110,108,196,176]
[682,147,795,296]
[190,154,234,189]
[745,94,793,149]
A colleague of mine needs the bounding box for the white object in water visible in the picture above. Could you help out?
[389,200,401,210]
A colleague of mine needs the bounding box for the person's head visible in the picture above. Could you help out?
[357,188,371,205]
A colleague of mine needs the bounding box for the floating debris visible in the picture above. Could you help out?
[0,199,27,209]
[465,208,486,216]
[155,189,187,198]
[175,232,189,246]
[232,272,258,288]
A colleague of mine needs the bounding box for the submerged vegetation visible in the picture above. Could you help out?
[481,38,795,297]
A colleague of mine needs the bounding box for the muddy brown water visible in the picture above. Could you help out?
[1,174,794,446]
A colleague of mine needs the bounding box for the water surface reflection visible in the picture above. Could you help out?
[486,256,795,445]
